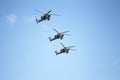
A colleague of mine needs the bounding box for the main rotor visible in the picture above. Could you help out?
[53,28,70,36]
[60,43,76,51]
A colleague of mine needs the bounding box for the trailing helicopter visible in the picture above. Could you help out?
[55,43,76,55]
[34,9,60,24]
[49,28,71,42]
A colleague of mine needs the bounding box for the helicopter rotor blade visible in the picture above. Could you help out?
[70,49,77,51]
[47,10,52,14]
[34,13,41,16]
[34,9,45,14]
[69,46,76,48]
[53,28,59,33]
[64,34,72,36]
[62,31,70,33]
[60,42,65,48]
[50,14,61,16]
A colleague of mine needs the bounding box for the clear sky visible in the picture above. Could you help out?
[0,0,120,80]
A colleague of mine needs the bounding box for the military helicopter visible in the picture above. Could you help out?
[34,9,60,24]
[55,43,76,55]
[49,28,71,42]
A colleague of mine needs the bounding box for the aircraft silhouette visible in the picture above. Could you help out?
[55,43,76,55]
[35,9,60,24]
[49,28,70,42]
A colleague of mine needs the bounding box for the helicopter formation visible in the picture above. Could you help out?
[35,10,76,55]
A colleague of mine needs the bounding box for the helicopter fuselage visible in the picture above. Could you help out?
[41,14,51,20]
[54,33,64,39]
[60,47,70,53]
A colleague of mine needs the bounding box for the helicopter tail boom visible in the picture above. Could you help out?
[55,51,58,55]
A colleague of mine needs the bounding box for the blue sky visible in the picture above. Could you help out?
[0,0,120,80]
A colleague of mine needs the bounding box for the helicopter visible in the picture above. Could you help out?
[55,43,76,55]
[48,28,71,42]
[34,9,60,24]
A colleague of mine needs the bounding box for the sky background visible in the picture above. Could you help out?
[0,0,120,80]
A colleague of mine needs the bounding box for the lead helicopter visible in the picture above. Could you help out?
[55,43,76,55]
[49,28,71,42]
[34,9,60,24]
